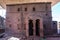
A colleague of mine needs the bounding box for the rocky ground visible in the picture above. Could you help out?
[0,37,20,40]
[0,32,60,40]
[0,33,20,40]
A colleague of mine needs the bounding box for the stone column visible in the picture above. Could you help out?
[33,20,36,40]
[33,20,36,36]
[26,18,29,37]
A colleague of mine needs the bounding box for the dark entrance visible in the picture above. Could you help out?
[36,19,40,36]
[29,20,33,36]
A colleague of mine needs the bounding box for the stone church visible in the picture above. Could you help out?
[6,2,52,40]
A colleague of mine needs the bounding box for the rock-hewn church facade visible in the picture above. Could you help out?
[6,2,52,40]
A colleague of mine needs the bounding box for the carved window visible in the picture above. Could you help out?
[17,24,20,30]
[53,23,55,25]
[25,8,27,11]
[18,19,20,21]
[17,8,20,12]
[33,7,35,11]
[9,24,12,27]
[46,14,48,16]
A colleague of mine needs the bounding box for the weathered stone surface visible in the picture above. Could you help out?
[6,2,52,40]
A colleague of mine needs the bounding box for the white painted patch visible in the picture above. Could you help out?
[8,37,20,40]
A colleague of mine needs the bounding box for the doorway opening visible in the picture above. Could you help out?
[29,20,33,36]
[36,19,40,36]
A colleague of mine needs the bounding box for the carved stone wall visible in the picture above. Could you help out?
[6,2,52,40]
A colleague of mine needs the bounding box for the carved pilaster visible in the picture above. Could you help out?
[40,18,44,37]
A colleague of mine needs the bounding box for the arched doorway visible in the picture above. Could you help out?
[29,20,33,36]
[35,19,40,36]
